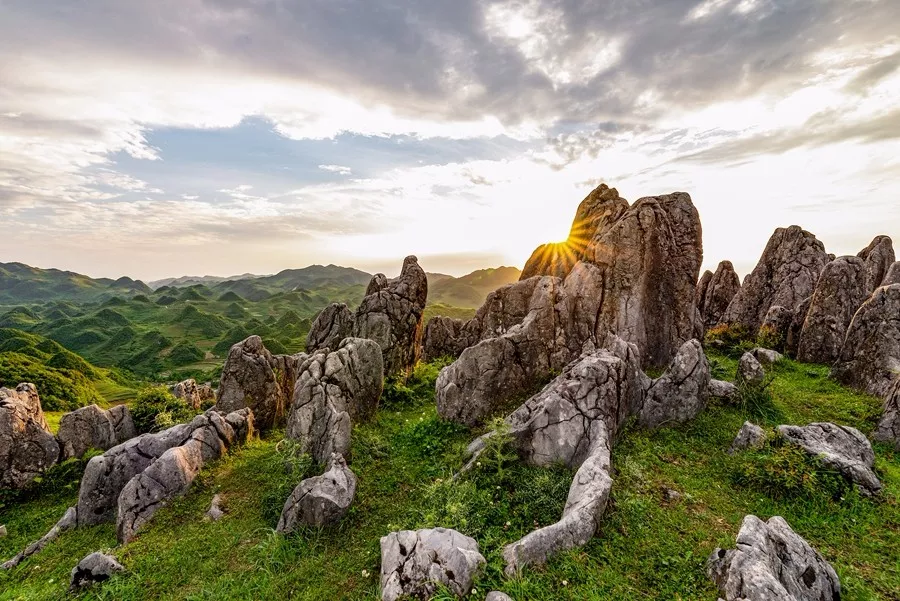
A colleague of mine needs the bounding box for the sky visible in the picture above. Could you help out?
[1,0,899,281]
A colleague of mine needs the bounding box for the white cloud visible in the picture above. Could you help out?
[318,164,352,175]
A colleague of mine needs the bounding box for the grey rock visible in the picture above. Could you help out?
[709,379,738,400]
[738,353,766,387]
[721,226,830,334]
[777,422,881,495]
[380,527,485,601]
[2,506,77,570]
[305,303,354,354]
[205,494,225,521]
[857,235,895,292]
[171,378,203,409]
[216,335,293,430]
[708,515,840,601]
[69,552,124,591]
[640,339,710,429]
[57,404,136,460]
[873,377,900,450]
[422,316,467,361]
[798,256,869,364]
[729,422,766,454]
[696,270,713,311]
[699,261,741,328]
[831,284,900,397]
[286,338,383,463]
[664,488,682,502]
[785,296,813,356]
[486,593,514,601]
[750,347,784,366]
[882,261,900,286]
[0,384,59,490]
[277,453,357,532]
[108,405,137,445]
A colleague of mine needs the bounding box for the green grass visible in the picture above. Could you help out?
[1,353,897,600]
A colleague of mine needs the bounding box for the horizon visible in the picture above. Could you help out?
[2,1,899,281]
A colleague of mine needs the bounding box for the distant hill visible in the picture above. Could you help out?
[148,273,263,289]
[428,266,522,308]
[0,262,151,304]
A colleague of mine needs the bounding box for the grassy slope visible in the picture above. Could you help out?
[1,354,897,600]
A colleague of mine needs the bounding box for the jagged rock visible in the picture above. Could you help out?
[205,494,225,521]
[640,339,710,429]
[69,552,124,591]
[831,284,900,397]
[116,409,254,543]
[277,453,357,532]
[380,527,485,601]
[777,422,882,495]
[197,383,215,404]
[699,261,741,328]
[422,316,467,361]
[286,338,383,463]
[216,335,292,430]
[0,384,59,490]
[883,261,900,286]
[858,235,895,292]
[305,303,354,353]
[708,515,840,601]
[738,353,765,386]
[759,305,792,351]
[785,296,813,356]
[797,256,869,364]
[709,379,738,400]
[57,404,136,460]
[486,593,513,601]
[750,347,784,366]
[873,377,900,450]
[728,422,766,454]
[2,506,77,570]
[171,378,203,409]
[721,226,830,334]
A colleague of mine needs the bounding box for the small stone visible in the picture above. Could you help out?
[0,525,7,537]
[664,488,682,502]
[69,552,124,591]
[728,422,766,454]
[205,494,225,521]
[486,593,514,601]
[708,380,738,400]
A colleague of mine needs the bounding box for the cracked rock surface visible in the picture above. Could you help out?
[57,404,136,460]
[777,422,882,495]
[379,527,485,601]
[874,377,900,450]
[277,453,357,532]
[69,552,124,591]
[640,339,710,429]
[286,338,383,464]
[0,383,59,490]
[698,260,741,329]
[709,379,738,400]
[171,379,214,410]
[883,261,900,286]
[305,303,354,354]
[729,422,766,454]
[708,515,840,601]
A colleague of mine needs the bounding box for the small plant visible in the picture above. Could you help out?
[478,418,518,484]
[130,386,196,433]
[381,376,417,409]
[734,437,851,500]
[756,324,785,353]
[704,324,756,357]
[731,378,782,421]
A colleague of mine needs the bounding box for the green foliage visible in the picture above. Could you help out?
[0,350,101,411]
[130,387,195,434]
[167,340,204,366]
[260,438,315,527]
[477,418,518,484]
[756,324,785,353]
[704,323,756,357]
[0,449,102,513]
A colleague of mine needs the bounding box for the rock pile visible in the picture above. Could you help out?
[0,383,59,490]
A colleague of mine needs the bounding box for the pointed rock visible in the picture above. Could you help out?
[857,235,895,292]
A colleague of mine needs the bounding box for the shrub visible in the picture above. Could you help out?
[130,386,196,433]
[704,323,755,357]
[734,437,851,500]
[731,378,782,421]
[756,324,785,353]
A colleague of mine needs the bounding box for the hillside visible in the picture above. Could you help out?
[428,267,521,308]
[0,262,151,304]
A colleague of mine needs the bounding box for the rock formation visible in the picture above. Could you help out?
[277,453,357,532]
[69,552,124,591]
[305,303,353,353]
[422,316,466,362]
[0,383,59,490]
[721,226,830,334]
[709,379,738,400]
[831,284,900,397]
[759,305,792,351]
[171,379,213,410]
[777,422,882,496]
[57,404,136,460]
[857,235,895,293]
[728,422,766,454]
[798,256,869,364]
[286,338,383,464]
[708,515,840,601]
[785,296,813,356]
[883,261,900,286]
[380,527,485,601]
[698,260,741,328]
[639,339,710,429]
[873,377,900,450]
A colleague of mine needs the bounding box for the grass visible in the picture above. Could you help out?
[1,352,897,600]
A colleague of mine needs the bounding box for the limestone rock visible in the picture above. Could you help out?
[696,270,713,310]
[380,527,485,601]
[57,404,136,460]
[305,303,353,353]
[640,339,710,429]
[785,296,813,357]
[171,379,203,409]
[709,379,738,400]
[0,525,6,537]
[277,453,357,532]
[0,384,59,490]
[738,353,765,387]
[858,235,895,292]
[486,593,514,601]
[422,316,467,361]
[108,405,137,444]
[831,284,900,397]
[708,515,840,601]
[286,338,383,463]
[882,261,900,286]
[728,422,766,454]
[699,261,741,328]
[1,506,76,570]
[750,347,784,366]
[216,335,291,430]
[873,377,900,450]
[798,256,869,365]
[777,422,881,495]
[69,552,124,591]
[721,226,830,334]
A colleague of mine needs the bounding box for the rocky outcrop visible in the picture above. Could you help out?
[721,226,830,334]
[698,261,741,328]
[858,235,895,293]
[738,352,766,387]
[286,338,383,463]
[305,303,353,353]
[422,316,467,361]
[57,404,136,460]
[728,422,766,454]
[0,383,59,490]
[873,377,900,450]
[831,284,900,397]
[69,552,124,591]
[380,527,485,601]
[760,305,792,351]
[640,339,710,429]
[797,256,869,365]
[216,335,294,430]
[785,296,813,356]
[277,453,357,532]
[777,422,881,496]
[883,261,900,286]
[708,515,840,601]
[171,379,202,409]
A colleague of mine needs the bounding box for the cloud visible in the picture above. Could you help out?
[318,164,352,175]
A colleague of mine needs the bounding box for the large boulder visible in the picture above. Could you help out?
[785,296,813,356]
[305,303,354,353]
[698,260,741,328]
[639,339,710,429]
[286,338,383,463]
[277,453,357,532]
[831,284,900,397]
[721,226,830,334]
[0,384,59,490]
[69,552,124,591]
[777,422,881,496]
[797,256,869,364]
[873,377,900,450]
[57,404,136,460]
[857,235,895,293]
[708,515,840,601]
[380,527,485,601]
[216,335,293,430]
[422,316,467,362]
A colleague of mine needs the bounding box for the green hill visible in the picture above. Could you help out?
[0,262,150,304]
[429,266,522,308]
